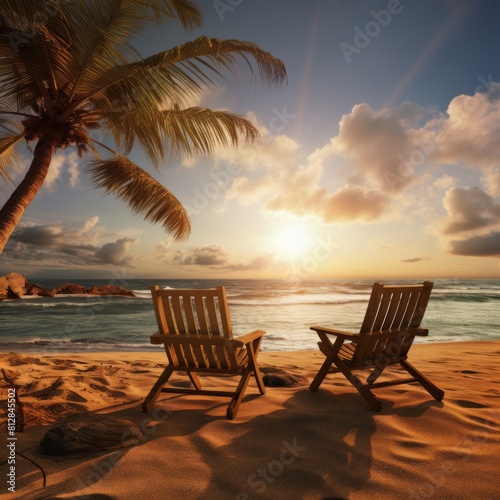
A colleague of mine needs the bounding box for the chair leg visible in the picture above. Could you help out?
[366,365,386,385]
[143,365,174,413]
[335,359,382,411]
[187,371,202,390]
[309,348,336,391]
[248,339,266,395]
[227,367,252,420]
[400,360,445,401]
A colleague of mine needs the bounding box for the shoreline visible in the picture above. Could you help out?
[0,336,497,355]
[1,340,499,499]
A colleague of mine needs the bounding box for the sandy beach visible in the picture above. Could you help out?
[1,341,499,500]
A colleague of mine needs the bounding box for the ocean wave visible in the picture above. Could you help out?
[228,295,370,306]
[0,338,156,352]
[431,293,500,302]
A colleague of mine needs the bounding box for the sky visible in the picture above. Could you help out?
[2,0,500,280]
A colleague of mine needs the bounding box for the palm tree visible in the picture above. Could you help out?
[0,0,286,253]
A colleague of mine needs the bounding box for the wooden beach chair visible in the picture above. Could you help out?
[143,286,266,419]
[309,281,444,411]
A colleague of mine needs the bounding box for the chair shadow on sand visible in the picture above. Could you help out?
[197,389,377,500]
[196,386,442,500]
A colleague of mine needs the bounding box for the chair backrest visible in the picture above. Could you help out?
[348,281,433,365]
[360,281,433,334]
[151,285,233,339]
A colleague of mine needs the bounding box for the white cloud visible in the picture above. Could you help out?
[44,151,80,191]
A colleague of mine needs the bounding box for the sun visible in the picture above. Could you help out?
[273,224,311,258]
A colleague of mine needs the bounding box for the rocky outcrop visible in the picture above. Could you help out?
[52,283,89,295]
[0,272,54,300]
[88,285,135,297]
[25,283,55,297]
[0,273,135,300]
[38,418,143,455]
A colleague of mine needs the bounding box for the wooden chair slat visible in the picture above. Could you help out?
[400,290,420,329]
[206,295,221,336]
[391,291,411,329]
[202,344,218,368]
[381,292,401,331]
[218,286,232,337]
[170,295,186,334]
[195,295,209,335]
[360,283,383,333]
[183,295,198,334]
[371,292,393,331]
[160,296,177,334]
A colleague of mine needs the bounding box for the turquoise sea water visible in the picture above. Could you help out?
[0,278,499,352]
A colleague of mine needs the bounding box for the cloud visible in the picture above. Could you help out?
[449,232,500,256]
[441,187,500,235]
[159,243,276,272]
[331,102,432,193]
[3,218,139,267]
[434,186,500,258]
[225,252,276,271]
[43,151,80,191]
[173,245,230,266]
[482,167,500,196]
[93,238,140,265]
[400,257,425,263]
[429,84,500,170]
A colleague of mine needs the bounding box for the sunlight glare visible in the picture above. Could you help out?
[274,225,311,257]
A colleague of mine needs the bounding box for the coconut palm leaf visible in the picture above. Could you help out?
[102,104,259,163]
[71,37,286,113]
[0,133,25,181]
[87,157,191,239]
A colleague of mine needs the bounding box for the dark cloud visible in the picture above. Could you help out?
[442,187,500,235]
[400,257,425,263]
[3,219,139,267]
[11,225,64,246]
[173,245,229,266]
[169,245,276,271]
[93,238,140,265]
[449,232,500,256]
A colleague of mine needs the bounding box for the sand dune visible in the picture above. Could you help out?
[1,341,499,499]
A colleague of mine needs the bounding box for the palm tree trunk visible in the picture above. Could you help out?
[0,132,60,254]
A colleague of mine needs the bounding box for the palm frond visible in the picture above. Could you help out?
[66,1,147,100]
[87,156,191,240]
[105,105,259,162]
[143,0,203,29]
[0,133,26,181]
[64,36,286,127]
[139,36,287,86]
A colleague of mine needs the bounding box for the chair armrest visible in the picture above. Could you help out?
[150,332,166,345]
[310,326,358,340]
[233,330,266,347]
[408,327,429,337]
